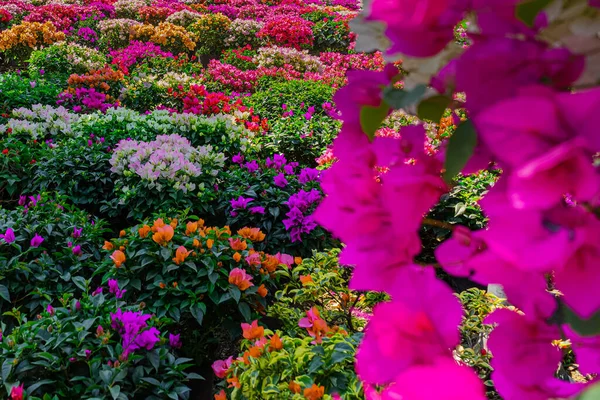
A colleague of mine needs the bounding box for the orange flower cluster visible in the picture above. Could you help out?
[66,66,125,100]
[0,21,65,52]
[130,22,196,53]
[237,227,265,242]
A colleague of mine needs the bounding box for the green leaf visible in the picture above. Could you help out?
[516,0,552,27]
[382,84,427,110]
[160,247,171,261]
[190,304,204,325]
[442,120,477,184]
[71,276,87,291]
[229,286,241,303]
[359,101,389,141]
[238,302,251,322]
[0,284,10,302]
[578,381,600,399]
[564,305,600,337]
[2,359,13,381]
[147,350,160,372]
[27,380,54,395]
[417,95,452,122]
[109,385,120,400]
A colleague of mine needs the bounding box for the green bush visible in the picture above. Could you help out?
[0,289,199,399]
[28,42,107,84]
[94,217,283,365]
[188,13,231,55]
[0,73,62,115]
[213,319,363,400]
[246,80,334,121]
[0,136,35,201]
[312,19,351,53]
[0,193,107,319]
[262,114,340,166]
[29,137,114,213]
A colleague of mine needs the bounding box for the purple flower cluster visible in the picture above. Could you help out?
[109,41,174,71]
[57,88,117,113]
[108,279,127,299]
[283,188,321,242]
[110,309,160,358]
[77,27,98,43]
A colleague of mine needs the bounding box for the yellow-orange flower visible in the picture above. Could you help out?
[229,238,247,251]
[300,275,313,285]
[138,225,151,238]
[257,284,268,297]
[152,218,166,232]
[152,225,174,246]
[294,257,303,265]
[237,227,265,242]
[304,384,325,400]
[269,334,282,351]
[170,218,178,228]
[242,346,262,364]
[289,381,301,394]
[233,252,242,262]
[102,241,114,251]
[227,376,240,389]
[0,21,65,52]
[110,250,126,268]
[119,230,126,238]
[172,245,191,265]
[185,221,198,236]
[206,239,214,249]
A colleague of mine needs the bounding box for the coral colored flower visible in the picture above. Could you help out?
[242,320,264,340]
[159,282,166,289]
[103,241,114,250]
[233,252,242,262]
[294,257,302,265]
[229,238,247,251]
[304,384,325,400]
[10,384,24,400]
[229,268,254,291]
[111,250,126,268]
[212,356,233,378]
[237,227,265,242]
[152,218,166,232]
[186,221,199,236]
[119,230,126,237]
[245,252,261,267]
[215,389,227,400]
[170,219,178,228]
[30,233,44,248]
[193,239,201,248]
[269,333,283,351]
[289,381,301,394]
[138,225,151,238]
[257,284,268,297]
[300,275,313,285]
[299,307,330,344]
[152,225,174,246]
[173,246,191,265]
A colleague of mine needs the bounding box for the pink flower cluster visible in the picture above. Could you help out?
[316,1,600,399]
